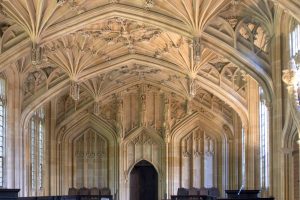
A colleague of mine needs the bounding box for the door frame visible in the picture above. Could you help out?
[129,160,159,200]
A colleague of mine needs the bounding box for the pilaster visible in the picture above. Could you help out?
[245,76,260,189]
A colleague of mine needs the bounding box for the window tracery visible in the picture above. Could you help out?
[289,21,300,106]
[0,75,6,187]
[241,127,245,186]
[259,87,269,190]
[180,129,215,188]
[29,107,45,192]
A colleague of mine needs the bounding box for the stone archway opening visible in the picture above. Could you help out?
[130,160,158,200]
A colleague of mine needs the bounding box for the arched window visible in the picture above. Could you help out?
[290,22,300,67]
[241,127,246,186]
[29,107,45,192]
[289,21,300,105]
[259,87,269,189]
[0,75,6,187]
[204,136,214,188]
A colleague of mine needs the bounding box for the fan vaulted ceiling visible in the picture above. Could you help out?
[0,0,286,132]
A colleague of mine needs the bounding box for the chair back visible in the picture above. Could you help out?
[199,187,209,196]
[90,187,100,195]
[177,187,188,196]
[100,187,111,195]
[68,187,78,195]
[188,187,199,195]
[79,187,90,195]
[208,187,220,198]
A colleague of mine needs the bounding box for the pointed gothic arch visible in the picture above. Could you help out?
[56,114,118,195]
[120,126,165,200]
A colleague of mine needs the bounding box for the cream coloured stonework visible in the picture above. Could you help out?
[0,1,299,200]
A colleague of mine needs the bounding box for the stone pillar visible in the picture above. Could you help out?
[228,138,234,190]
[116,95,124,139]
[3,68,21,193]
[246,76,260,189]
[200,131,205,187]
[162,95,170,138]
[139,88,146,127]
[233,113,243,189]
[163,95,170,197]
[282,59,300,199]
[165,136,170,198]
[50,99,57,195]
[282,147,293,200]
[297,139,300,200]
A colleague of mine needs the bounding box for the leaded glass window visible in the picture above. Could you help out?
[29,108,45,191]
[241,127,246,186]
[259,87,269,189]
[0,76,6,188]
[290,22,300,105]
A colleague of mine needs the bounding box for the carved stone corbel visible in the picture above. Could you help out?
[93,101,100,115]
[187,76,196,98]
[145,0,154,10]
[282,59,299,87]
[69,80,80,101]
[193,37,201,64]
[31,43,42,66]
[282,58,300,106]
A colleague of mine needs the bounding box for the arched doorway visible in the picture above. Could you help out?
[130,160,158,200]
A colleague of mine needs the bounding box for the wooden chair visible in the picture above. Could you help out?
[100,187,111,195]
[99,187,111,200]
[199,187,209,196]
[79,187,90,195]
[79,187,90,200]
[189,187,199,195]
[68,187,78,196]
[90,187,100,196]
[189,187,200,200]
[177,187,189,200]
[91,187,100,200]
[208,187,220,198]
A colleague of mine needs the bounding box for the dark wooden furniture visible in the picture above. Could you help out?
[218,198,274,200]
[170,195,214,200]
[217,190,274,200]
[18,195,113,200]
[225,190,260,198]
[0,188,20,199]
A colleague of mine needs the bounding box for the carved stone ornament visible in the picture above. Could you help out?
[282,59,299,86]
[231,0,240,5]
[145,0,154,10]
[193,37,201,64]
[226,16,238,29]
[182,151,191,158]
[56,0,66,6]
[109,0,119,3]
[188,77,197,98]
[93,101,100,115]
[194,151,202,158]
[0,2,7,17]
[31,43,42,66]
[69,81,80,101]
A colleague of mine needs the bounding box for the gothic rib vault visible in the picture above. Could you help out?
[0,0,299,200]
